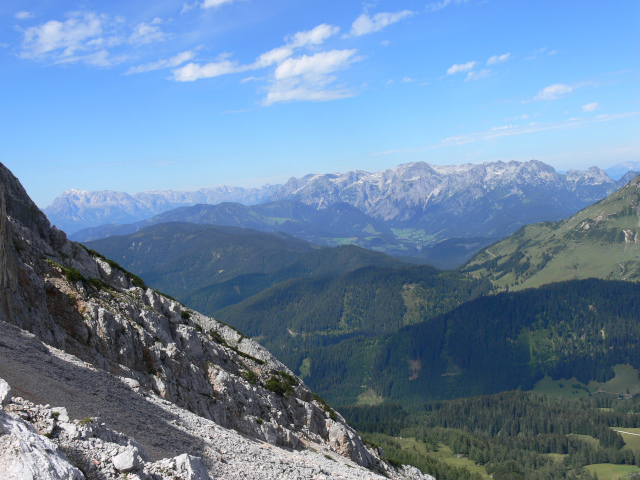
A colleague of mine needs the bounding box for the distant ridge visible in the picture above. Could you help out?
[48,160,636,267]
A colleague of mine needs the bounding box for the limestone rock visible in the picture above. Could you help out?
[0,409,84,480]
[112,446,140,472]
[0,378,11,407]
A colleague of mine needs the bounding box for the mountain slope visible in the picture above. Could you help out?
[183,244,406,312]
[84,222,316,298]
[0,162,429,479]
[84,222,406,311]
[370,279,640,406]
[462,173,640,289]
[213,265,492,405]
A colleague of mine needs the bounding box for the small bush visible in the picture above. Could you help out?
[80,417,93,426]
[265,376,289,396]
[313,393,338,420]
[65,267,85,283]
[242,370,259,385]
[265,371,298,397]
[181,310,192,320]
[256,417,263,425]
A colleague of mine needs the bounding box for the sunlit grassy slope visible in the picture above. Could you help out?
[463,174,640,290]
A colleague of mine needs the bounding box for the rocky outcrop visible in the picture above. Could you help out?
[0,161,432,478]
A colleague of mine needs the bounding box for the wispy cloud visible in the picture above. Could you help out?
[128,20,166,45]
[18,11,169,67]
[20,12,105,59]
[372,112,640,155]
[126,50,195,74]
[487,53,510,65]
[427,0,471,13]
[202,0,235,8]
[466,69,490,81]
[172,56,245,81]
[534,83,574,101]
[582,102,599,112]
[348,10,414,37]
[447,61,476,75]
[15,11,34,20]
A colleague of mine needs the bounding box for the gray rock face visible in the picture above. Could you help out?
[0,161,432,479]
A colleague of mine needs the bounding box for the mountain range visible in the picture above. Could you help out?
[52,160,638,268]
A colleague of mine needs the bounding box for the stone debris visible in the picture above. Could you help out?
[1,389,434,480]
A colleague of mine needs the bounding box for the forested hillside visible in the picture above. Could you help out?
[371,279,640,405]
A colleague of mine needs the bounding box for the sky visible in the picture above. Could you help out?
[1,0,639,207]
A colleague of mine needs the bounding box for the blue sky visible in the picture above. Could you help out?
[1,0,638,207]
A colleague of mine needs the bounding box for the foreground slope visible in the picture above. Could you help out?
[463,173,640,289]
[0,162,429,479]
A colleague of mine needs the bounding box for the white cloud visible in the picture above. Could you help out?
[126,50,195,74]
[202,0,235,8]
[21,12,104,58]
[349,10,414,37]
[264,49,359,105]
[254,46,294,68]
[262,85,355,105]
[582,102,600,112]
[534,83,574,101]
[15,11,33,20]
[253,24,338,69]
[288,24,339,47]
[427,0,470,13]
[487,53,510,65]
[128,21,166,45]
[172,58,243,81]
[465,69,490,81]
[170,23,351,105]
[447,61,476,75]
[18,11,169,67]
[274,49,357,80]
[401,77,415,83]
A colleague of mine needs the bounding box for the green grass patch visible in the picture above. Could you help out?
[532,365,640,399]
[613,428,640,452]
[584,463,640,480]
[298,357,311,379]
[588,365,640,396]
[355,388,384,406]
